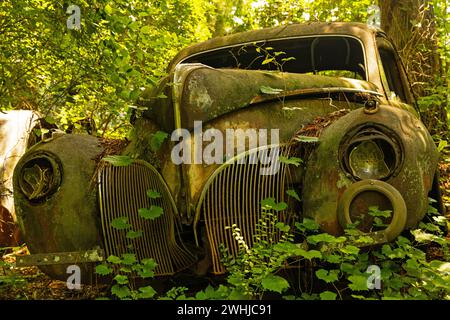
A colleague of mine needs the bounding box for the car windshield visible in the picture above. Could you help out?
[184,36,366,80]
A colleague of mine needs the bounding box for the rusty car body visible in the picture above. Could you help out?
[12,22,443,279]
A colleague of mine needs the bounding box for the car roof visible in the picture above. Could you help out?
[168,22,383,72]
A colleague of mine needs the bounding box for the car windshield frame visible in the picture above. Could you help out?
[179,34,368,81]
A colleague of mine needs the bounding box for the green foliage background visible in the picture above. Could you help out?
[1,0,447,137]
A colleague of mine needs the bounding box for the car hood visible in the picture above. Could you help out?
[142,63,380,131]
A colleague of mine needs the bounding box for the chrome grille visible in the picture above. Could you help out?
[198,146,295,274]
[98,160,194,275]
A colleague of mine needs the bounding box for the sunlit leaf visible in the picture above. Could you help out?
[139,286,156,299]
[111,284,131,299]
[114,274,129,285]
[316,269,339,283]
[348,275,369,291]
[139,206,164,220]
[126,230,143,239]
[278,156,302,167]
[150,131,169,152]
[320,291,337,300]
[261,275,289,293]
[107,255,122,264]
[111,217,131,230]
[146,190,161,199]
[260,198,287,211]
[95,264,112,276]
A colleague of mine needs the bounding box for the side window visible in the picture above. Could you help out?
[377,38,407,102]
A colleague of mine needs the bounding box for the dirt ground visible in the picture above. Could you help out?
[2,156,450,300]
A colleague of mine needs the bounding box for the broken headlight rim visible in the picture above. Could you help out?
[337,179,407,243]
[339,123,404,181]
[17,151,62,203]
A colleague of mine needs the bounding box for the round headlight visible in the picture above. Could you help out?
[348,140,390,180]
[18,151,62,202]
[340,125,403,181]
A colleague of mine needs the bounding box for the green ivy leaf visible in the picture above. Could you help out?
[260,198,287,211]
[281,57,296,62]
[103,155,134,167]
[146,190,161,199]
[196,285,229,300]
[278,156,302,167]
[320,291,337,300]
[95,264,113,276]
[142,258,158,269]
[275,222,290,232]
[261,58,275,66]
[300,293,319,300]
[126,230,143,239]
[138,258,157,278]
[354,235,375,245]
[111,217,131,230]
[107,255,122,264]
[316,269,339,283]
[121,253,137,265]
[261,275,290,293]
[295,218,320,232]
[139,206,164,220]
[150,131,169,152]
[138,286,156,299]
[286,189,301,202]
[114,274,129,285]
[104,4,113,15]
[44,115,56,124]
[368,206,392,218]
[348,275,369,291]
[111,284,131,299]
[411,229,436,243]
[295,249,322,260]
[137,268,155,279]
[340,245,360,255]
[437,140,447,152]
[120,266,132,273]
[273,242,299,254]
[140,25,152,34]
[324,254,342,263]
[341,263,358,274]
[307,233,346,245]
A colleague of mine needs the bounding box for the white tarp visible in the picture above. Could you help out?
[0,110,38,246]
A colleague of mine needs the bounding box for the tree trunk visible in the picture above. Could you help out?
[378,0,447,135]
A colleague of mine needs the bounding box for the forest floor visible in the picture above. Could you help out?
[2,155,450,300]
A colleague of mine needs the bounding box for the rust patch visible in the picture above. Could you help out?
[292,109,351,139]
[93,138,130,163]
[90,138,130,188]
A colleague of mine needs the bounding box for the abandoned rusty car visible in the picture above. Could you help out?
[9,22,443,280]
